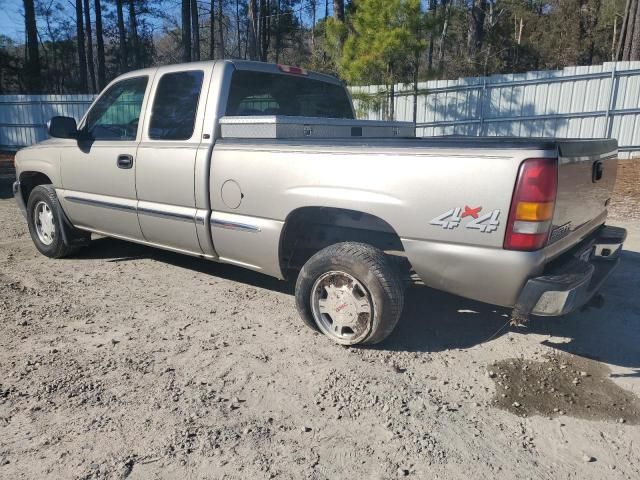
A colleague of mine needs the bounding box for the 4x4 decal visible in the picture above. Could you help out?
[430,206,500,233]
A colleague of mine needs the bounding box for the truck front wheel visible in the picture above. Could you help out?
[295,242,404,345]
[26,185,88,258]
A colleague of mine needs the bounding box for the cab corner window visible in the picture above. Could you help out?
[149,70,204,141]
[84,76,148,141]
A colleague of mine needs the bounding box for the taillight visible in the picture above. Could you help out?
[504,158,558,251]
[277,64,308,75]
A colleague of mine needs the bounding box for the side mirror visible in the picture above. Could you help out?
[48,116,78,139]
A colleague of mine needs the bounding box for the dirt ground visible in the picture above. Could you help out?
[609,160,640,221]
[1,158,639,479]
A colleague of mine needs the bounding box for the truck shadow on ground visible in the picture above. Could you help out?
[384,251,640,375]
[76,237,640,373]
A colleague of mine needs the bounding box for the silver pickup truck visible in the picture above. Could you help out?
[13,60,627,345]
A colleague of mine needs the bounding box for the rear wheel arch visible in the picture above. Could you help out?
[278,206,408,280]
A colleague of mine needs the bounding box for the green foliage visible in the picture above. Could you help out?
[336,0,426,88]
[0,0,634,94]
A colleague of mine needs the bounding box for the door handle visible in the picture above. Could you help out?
[117,154,134,169]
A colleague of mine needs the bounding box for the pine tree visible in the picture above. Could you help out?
[339,0,425,120]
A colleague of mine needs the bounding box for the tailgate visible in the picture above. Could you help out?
[549,139,618,246]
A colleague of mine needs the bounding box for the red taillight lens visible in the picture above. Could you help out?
[514,157,557,202]
[504,158,558,251]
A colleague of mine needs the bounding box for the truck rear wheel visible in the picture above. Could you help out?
[26,185,89,258]
[295,242,404,345]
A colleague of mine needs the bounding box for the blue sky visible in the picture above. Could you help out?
[0,1,24,41]
[0,1,434,44]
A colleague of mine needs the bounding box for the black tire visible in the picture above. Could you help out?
[295,242,404,345]
[26,184,88,258]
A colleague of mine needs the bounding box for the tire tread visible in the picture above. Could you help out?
[295,242,405,345]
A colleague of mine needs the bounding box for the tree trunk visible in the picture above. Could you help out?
[467,0,487,59]
[617,0,631,59]
[83,0,96,92]
[218,0,225,58]
[310,0,317,50]
[210,0,215,59]
[259,0,268,61]
[427,32,434,71]
[623,0,638,60]
[23,0,41,92]
[438,0,451,70]
[247,0,258,60]
[76,0,88,93]
[236,0,242,58]
[129,0,141,67]
[333,0,344,21]
[426,0,436,72]
[275,0,282,62]
[94,0,106,89]
[116,0,128,72]
[632,0,640,60]
[182,0,192,62]
[191,0,200,60]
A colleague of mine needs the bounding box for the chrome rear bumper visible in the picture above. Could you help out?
[516,225,626,316]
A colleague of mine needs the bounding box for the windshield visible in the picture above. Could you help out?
[226,71,354,119]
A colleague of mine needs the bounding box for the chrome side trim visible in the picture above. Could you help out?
[195,209,208,225]
[66,195,197,223]
[137,206,195,222]
[211,218,261,233]
[65,195,137,212]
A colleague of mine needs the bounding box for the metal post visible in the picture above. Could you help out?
[478,78,487,136]
[604,63,618,139]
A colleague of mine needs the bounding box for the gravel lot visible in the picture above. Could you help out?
[1,158,639,479]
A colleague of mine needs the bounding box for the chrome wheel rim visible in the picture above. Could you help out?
[311,271,374,344]
[34,201,56,246]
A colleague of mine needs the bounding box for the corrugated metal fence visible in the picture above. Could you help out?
[1,62,640,157]
[352,61,640,159]
[0,95,95,150]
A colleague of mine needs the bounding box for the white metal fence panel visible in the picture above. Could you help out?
[351,61,640,158]
[1,62,640,157]
[0,95,95,150]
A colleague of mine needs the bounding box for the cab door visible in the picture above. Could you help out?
[59,73,152,240]
[135,65,212,254]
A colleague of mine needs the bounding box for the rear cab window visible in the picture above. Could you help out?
[226,71,354,119]
[149,70,204,140]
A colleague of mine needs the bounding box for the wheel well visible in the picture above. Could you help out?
[279,207,406,279]
[19,172,53,205]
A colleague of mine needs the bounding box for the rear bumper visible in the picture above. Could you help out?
[13,180,27,219]
[515,225,626,316]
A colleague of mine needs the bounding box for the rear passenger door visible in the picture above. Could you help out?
[135,65,212,254]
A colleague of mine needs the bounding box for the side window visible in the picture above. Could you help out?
[149,70,204,140]
[84,76,148,141]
